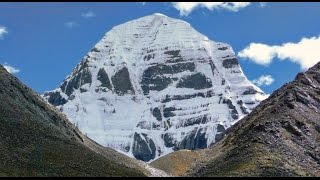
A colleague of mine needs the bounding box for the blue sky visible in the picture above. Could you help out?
[1,2,320,94]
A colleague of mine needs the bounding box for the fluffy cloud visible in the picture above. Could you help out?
[238,43,277,65]
[252,75,274,87]
[3,63,20,74]
[81,11,96,18]
[171,2,251,16]
[238,36,320,70]
[64,22,79,28]
[0,26,8,39]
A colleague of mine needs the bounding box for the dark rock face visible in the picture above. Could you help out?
[162,133,175,147]
[215,124,226,142]
[243,87,258,95]
[152,107,162,121]
[217,124,225,133]
[176,73,213,90]
[178,115,209,128]
[187,61,320,177]
[132,133,156,161]
[0,65,144,177]
[209,60,216,76]
[237,100,249,114]
[62,67,92,96]
[97,68,112,90]
[164,50,183,63]
[161,90,212,103]
[222,58,239,68]
[163,107,176,118]
[223,98,239,120]
[217,47,228,51]
[111,67,135,95]
[43,91,67,106]
[140,62,195,95]
[174,127,207,150]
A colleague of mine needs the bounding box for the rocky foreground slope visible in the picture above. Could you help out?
[0,65,145,176]
[43,13,267,161]
[151,61,320,176]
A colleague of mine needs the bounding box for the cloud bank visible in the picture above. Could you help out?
[171,2,251,16]
[238,36,320,70]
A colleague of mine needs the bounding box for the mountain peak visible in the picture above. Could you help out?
[44,14,267,162]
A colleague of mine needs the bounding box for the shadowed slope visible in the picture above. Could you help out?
[0,65,145,177]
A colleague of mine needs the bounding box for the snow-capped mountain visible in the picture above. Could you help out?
[43,13,267,161]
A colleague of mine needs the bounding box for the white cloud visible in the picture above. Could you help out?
[64,22,79,28]
[171,2,251,16]
[252,75,274,87]
[81,11,96,18]
[3,63,20,74]
[238,36,320,70]
[0,26,8,39]
[238,43,277,66]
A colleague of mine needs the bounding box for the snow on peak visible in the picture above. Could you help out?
[43,14,268,162]
[152,13,167,17]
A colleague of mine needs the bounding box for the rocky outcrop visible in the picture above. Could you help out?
[174,127,208,150]
[43,91,67,106]
[132,133,156,161]
[97,68,112,90]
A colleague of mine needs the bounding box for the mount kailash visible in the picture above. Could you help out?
[43,13,268,161]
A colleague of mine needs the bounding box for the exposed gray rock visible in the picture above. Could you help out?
[43,91,67,106]
[97,68,112,90]
[152,107,162,121]
[161,91,209,103]
[162,133,175,147]
[215,124,226,142]
[237,100,249,114]
[174,127,207,150]
[217,47,228,51]
[223,98,239,119]
[163,107,177,118]
[111,67,135,95]
[63,68,92,96]
[141,62,195,95]
[164,50,183,63]
[132,133,156,161]
[176,73,213,90]
[222,58,239,68]
[243,87,259,95]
